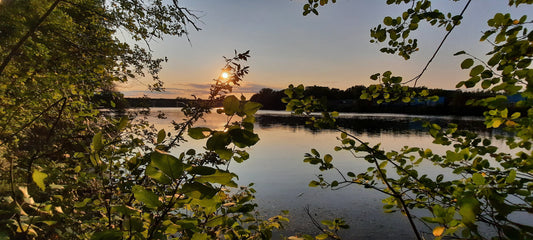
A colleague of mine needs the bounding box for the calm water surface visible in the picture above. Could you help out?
[145,108,500,239]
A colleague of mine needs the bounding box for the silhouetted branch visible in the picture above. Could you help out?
[404,0,472,87]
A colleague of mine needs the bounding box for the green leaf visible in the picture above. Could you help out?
[506,169,516,183]
[32,169,48,191]
[316,233,329,240]
[243,101,262,116]
[461,58,474,69]
[111,205,141,215]
[150,150,184,180]
[481,80,492,89]
[311,148,320,156]
[472,173,485,185]
[132,185,161,209]
[223,95,240,115]
[188,127,211,140]
[181,182,218,199]
[510,112,520,119]
[446,151,463,162]
[146,165,172,184]
[91,132,103,151]
[216,148,233,160]
[324,154,333,163]
[470,65,485,77]
[192,232,208,240]
[205,216,226,228]
[206,132,231,150]
[74,198,91,208]
[195,170,238,188]
[157,129,166,144]
[459,204,476,224]
[383,16,393,26]
[229,128,259,148]
[487,53,501,66]
[309,180,320,187]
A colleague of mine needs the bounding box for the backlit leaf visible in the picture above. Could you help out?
[32,169,48,191]
[472,173,485,185]
[229,128,259,148]
[132,185,161,209]
[433,226,445,237]
[157,129,166,144]
[243,101,262,116]
[206,132,230,150]
[506,169,516,183]
[192,232,208,240]
[223,95,240,115]
[181,182,218,199]
[195,170,238,188]
[146,165,172,184]
[150,150,184,180]
[91,132,103,151]
[188,127,211,140]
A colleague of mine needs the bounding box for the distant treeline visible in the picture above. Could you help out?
[94,85,521,116]
[92,91,223,110]
[124,97,218,108]
[249,86,499,116]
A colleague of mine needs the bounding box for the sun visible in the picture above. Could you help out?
[221,72,229,79]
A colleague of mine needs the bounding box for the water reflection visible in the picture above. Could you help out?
[255,112,491,136]
[141,109,502,239]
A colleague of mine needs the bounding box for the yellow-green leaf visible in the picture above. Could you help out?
[132,185,162,209]
[32,169,48,191]
[157,129,166,144]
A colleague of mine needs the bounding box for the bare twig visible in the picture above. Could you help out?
[336,128,422,240]
[304,205,341,240]
[403,0,472,87]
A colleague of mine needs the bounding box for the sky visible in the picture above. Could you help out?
[118,0,533,99]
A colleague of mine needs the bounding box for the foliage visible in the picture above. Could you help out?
[291,0,533,239]
[0,1,286,239]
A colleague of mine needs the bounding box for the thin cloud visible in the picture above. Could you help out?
[121,82,279,99]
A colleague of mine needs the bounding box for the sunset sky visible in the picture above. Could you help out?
[118,0,532,99]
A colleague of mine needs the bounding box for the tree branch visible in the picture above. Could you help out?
[0,0,62,76]
[403,0,472,87]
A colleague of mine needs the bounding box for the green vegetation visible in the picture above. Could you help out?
[0,1,285,239]
[289,0,533,239]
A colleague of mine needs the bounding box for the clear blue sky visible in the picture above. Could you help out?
[118,0,532,98]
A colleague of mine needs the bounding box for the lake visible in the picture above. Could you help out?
[144,108,498,239]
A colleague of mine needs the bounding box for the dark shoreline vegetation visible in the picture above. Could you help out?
[98,85,524,116]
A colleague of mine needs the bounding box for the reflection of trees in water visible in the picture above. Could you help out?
[255,114,494,136]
